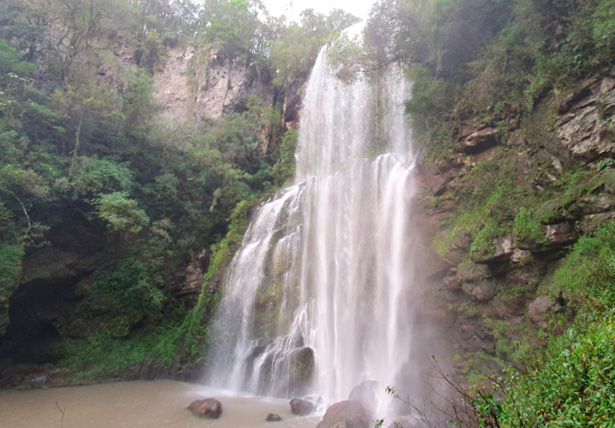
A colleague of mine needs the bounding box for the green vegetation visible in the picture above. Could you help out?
[500,221,615,426]
[431,152,517,260]
[365,0,615,158]
[512,208,543,248]
[505,313,615,426]
[362,0,615,425]
[0,0,358,380]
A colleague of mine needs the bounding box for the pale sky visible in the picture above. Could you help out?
[262,0,375,22]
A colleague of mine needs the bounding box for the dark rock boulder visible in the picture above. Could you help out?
[187,398,223,419]
[289,346,315,393]
[460,127,498,155]
[289,398,315,415]
[316,400,369,428]
[266,413,282,422]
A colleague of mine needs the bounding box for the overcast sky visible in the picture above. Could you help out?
[262,0,375,22]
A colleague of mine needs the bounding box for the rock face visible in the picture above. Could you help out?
[289,398,315,415]
[0,217,102,362]
[555,76,615,160]
[187,398,223,419]
[460,126,498,154]
[153,46,273,122]
[283,77,306,130]
[315,400,369,428]
[413,67,615,381]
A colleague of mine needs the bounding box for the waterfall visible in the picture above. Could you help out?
[206,46,424,417]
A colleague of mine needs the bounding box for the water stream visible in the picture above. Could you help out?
[206,46,425,417]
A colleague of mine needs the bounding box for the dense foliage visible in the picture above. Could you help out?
[501,222,615,426]
[0,0,356,378]
[365,0,615,156]
[361,0,615,426]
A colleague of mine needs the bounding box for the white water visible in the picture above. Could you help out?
[206,47,423,418]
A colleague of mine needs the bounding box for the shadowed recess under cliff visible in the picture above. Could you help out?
[205,46,429,417]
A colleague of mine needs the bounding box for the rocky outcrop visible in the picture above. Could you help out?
[0,217,101,361]
[289,398,315,415]
[459,126,499,155]
[283,77,306,130]
[555,75,615,161]
[175,250,209,303]
[315,400,369,428]
[187,398,223,419]
[153,46,273,122]
[417,68,615,376]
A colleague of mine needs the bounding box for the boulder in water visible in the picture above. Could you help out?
[289,398,315,415]
[187,398,222,419]
[316,400,369,428]
[348,380,378,417]
[266,413,282,422]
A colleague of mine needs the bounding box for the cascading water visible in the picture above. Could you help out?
[206,45,427,418]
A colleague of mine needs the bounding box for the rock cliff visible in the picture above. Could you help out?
[416,69,615,374]
[153,46,273,122]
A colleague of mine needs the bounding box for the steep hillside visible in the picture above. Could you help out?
[364,0,615,424]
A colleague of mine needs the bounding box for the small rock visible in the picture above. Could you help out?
[290,398,315,415]
[506,135,524,147]
[266,413,282,422]
[600,77,615,93]
[510,249,533,266]
[528,296,555,329]
[545,223,578,246]
[456,262,488,283]
[187,398,223,419]
[462,280,497,302]
[442,275,461,290]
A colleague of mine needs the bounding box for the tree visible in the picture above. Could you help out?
[198,0,264,58]
[96,191,150,237]
[270,8,359,86]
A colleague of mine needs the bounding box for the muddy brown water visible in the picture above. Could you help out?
[0,380,319,428]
